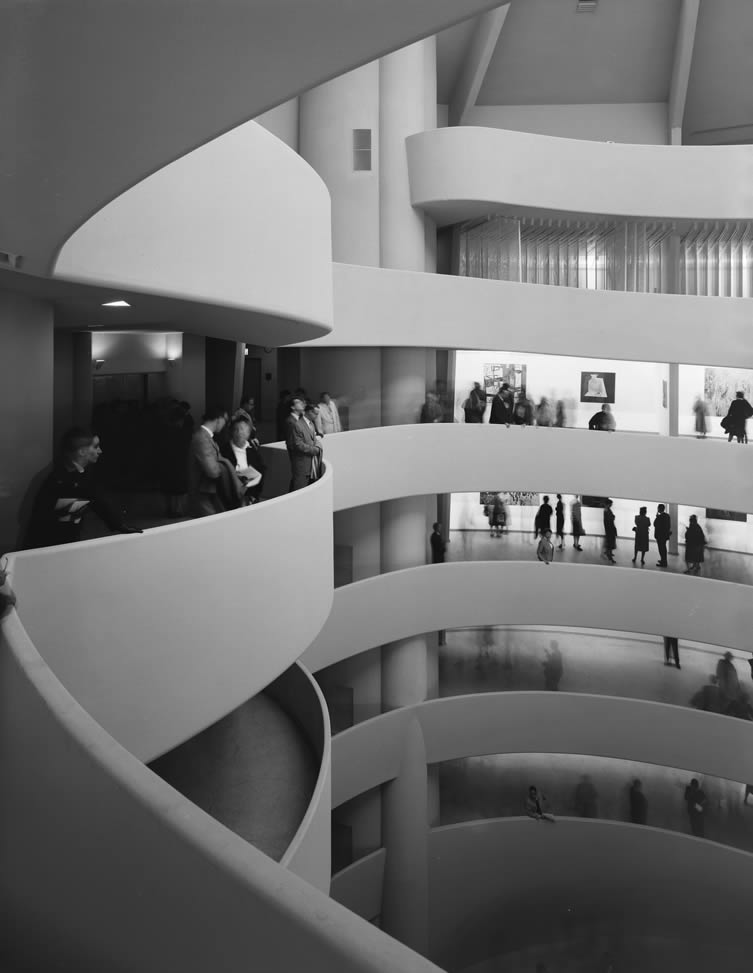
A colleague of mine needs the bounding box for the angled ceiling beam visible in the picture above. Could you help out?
[668,0,701,144]
[449,4,511,127]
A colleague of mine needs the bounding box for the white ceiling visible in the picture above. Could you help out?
[437,0,753,142]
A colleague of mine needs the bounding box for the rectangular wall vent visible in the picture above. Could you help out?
[353,129,372,171]
[0,250,23,270]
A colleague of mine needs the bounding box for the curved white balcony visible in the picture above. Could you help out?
[53,123,334,346]
[429,820,752,970]
[296,263,753,370]
[331,691,753,808]
[6,465,334,763]
[319,426,753,515]
[305,562,752,678]
[407,127,753,225]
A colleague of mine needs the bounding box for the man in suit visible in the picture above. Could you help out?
[489,383,513,425]
[286,397,322,491]
[653,503,672,567]
[219,417,263,503]
[24,427,142,548]
[188,406,229,517]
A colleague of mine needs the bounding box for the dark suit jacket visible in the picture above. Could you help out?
[285,415,320,480]
[188,428,222,497]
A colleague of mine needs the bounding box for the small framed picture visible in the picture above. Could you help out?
[580,371,616,404]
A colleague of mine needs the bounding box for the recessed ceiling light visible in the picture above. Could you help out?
[102,300,130,307]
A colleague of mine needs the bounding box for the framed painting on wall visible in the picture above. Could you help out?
[483,363,527,398]
[705,509,747,522]
[704,367,753,416]
[580,371,616,404]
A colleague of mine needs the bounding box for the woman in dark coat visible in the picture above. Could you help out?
[601,499,617,564]
[555,494,565,550]
[723,391,753,443]
[631,505,650,566]
[684,514,706,574]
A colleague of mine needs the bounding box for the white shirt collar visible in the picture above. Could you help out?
[200,424,215,437]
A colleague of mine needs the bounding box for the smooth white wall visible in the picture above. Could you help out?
[316,426,753,515]
[53,121,334,342]
[465,103,669,144]
[90,330,172,374]
[406,127,753,223]
[299,64,381,267]
[304,562,753,679]
[7,469,335,762]
[298,265,752,372]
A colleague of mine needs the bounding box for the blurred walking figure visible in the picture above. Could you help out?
[555,494,565,550]
[684,514,706,574]
[542,640,563,690]
[420,391,443,423]
[535,396,554,427]
[716,651,740,704]
[463,382,487,423]
[629,779,647,825]
[690,675,723,713]
[693,396,707,438]
[631,506,650,565]
[601,498,617,563]
[555,399,567,428]
[571,496,584,551]
[537,529,555,564]
[525,786,555,822]
[490,492,506,537]
[429,522,447,564]
[684,779,707,838]
[512,388,534,426]
[722,390,753,443]
[574,774,599,818]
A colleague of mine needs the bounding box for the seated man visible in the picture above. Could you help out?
[24,427,142,548]
[285,397,322,491]
[525,785,555,822]
[220,417,263,503]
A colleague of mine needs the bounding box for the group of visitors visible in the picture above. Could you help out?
[524,775,716,839]
[467,382,753,441]
[466,382,568,428]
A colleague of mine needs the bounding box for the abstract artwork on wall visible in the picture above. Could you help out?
[483,363,527,397]
[580,371,616,404]
[479,491,538,506]
[705,509,747,522]
[704,368,753,416]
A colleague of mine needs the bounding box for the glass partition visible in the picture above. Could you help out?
[457,217,753,298]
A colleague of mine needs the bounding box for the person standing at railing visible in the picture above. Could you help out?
[631,506,650,566]
[588,403,616,432]
[684,779,707,838]
[683,514,706,575]
[317,392,342,434]
[285,397,322,491]
[23,427,142,548]
[571,496,585,551]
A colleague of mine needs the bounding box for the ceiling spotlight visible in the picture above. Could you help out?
[102,300,130,307]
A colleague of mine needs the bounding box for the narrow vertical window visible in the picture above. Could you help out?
[353,129,372,171]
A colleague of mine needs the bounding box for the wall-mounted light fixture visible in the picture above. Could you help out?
[94,359,106,370]
[101,300,130,307]
[167,358,177,367]
[244,345,249,356]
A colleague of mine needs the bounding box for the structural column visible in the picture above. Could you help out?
[664,234,682,556]
[381,716,429,954]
